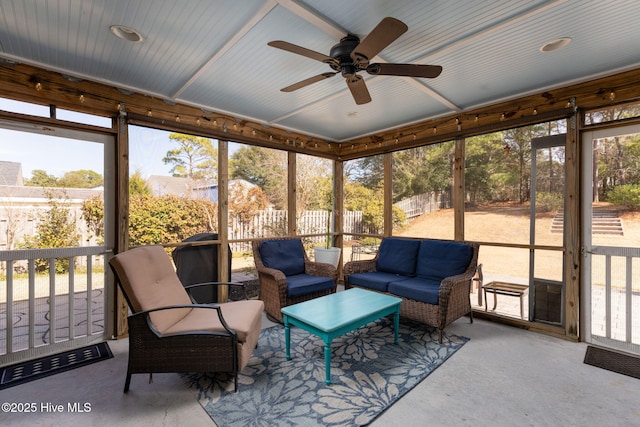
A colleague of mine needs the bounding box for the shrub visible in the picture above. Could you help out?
[82,194,218,246]
[18,191,80,273]
[536,191,564,212]
[607,184,640,210]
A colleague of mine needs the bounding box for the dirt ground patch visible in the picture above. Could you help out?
[395,204,640,281]
[232,204,640,285]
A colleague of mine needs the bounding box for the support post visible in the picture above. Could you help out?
[454,138,465,241]
[114,106,129,338]
[383,152,393,236]
[288,151,297,235]
[564,110,580,339]
[218,139,230,301]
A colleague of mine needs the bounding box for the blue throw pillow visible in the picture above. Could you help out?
[375,238,421,276]
[415,240,473,282]
[259,239,306,276]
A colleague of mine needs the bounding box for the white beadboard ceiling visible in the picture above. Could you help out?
[1,0,640,142]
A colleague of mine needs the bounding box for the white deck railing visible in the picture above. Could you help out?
[589,246,640,354]
[0,246,110,364]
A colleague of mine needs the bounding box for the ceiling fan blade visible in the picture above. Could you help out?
[281,72,337,92]
[268,40,337,66]
[367,63,443,78]
[346,75,371,105]
[351,17,408,66]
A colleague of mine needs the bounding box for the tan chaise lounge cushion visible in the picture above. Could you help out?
[110,245,263,343]
[162,300,263,344]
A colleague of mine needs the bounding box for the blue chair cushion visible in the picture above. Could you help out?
[286,274,334,297]
[259,239,306,276]
[415,240,473,282]
[388,277,441,305]
[348,271,411,292]
[375,238,421,276]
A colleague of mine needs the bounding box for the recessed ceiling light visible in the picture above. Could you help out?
[539,37,572,53]
[110,25,144,43]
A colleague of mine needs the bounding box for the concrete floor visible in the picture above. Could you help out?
[1,313,639,427]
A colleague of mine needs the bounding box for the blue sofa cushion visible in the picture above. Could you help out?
[376,238,421,276]
[388,277,441,305]
[415,240,473,282]
[348,271,410,292]
[286,274,334,297]
[259,239,305,276]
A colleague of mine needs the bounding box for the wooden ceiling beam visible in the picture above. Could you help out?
[339,67,640,159]
[2,61,640,161]
[0,61,338,158]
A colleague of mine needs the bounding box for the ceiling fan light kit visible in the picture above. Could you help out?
[269,17,442,105]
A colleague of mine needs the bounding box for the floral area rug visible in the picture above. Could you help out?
[183,318,468,426]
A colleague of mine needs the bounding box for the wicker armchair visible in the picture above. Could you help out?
[109,245,264,393]
[252,237,337,323]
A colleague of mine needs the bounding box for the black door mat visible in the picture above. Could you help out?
[584,345,640,380]
[0,342,113,390]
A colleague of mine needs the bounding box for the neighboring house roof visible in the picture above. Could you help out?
[147,175,197,197]
[147,176,258,201]
[0,162,103,199]
[0,185,102,199]
[193,179,257,203]
[0,161,24,186]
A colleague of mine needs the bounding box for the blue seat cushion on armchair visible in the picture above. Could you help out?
[259,239,306,276]
[286,274,334,297]
[415,240,473,282]
[375,238,421,276]
[388,277,441,304]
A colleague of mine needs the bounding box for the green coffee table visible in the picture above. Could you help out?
[281,288,402,385]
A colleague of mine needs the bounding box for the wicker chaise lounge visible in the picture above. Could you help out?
[344,237,479,342]
[109,245,264,392]
[252,237,338,323]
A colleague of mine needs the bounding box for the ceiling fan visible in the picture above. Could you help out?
[268,17,442,105]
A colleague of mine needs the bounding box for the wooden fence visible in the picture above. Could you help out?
[229,210,371,252]
[229,191,448,251]
[393,191,451,219]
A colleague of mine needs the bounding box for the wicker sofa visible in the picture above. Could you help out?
[344,237,479,342]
